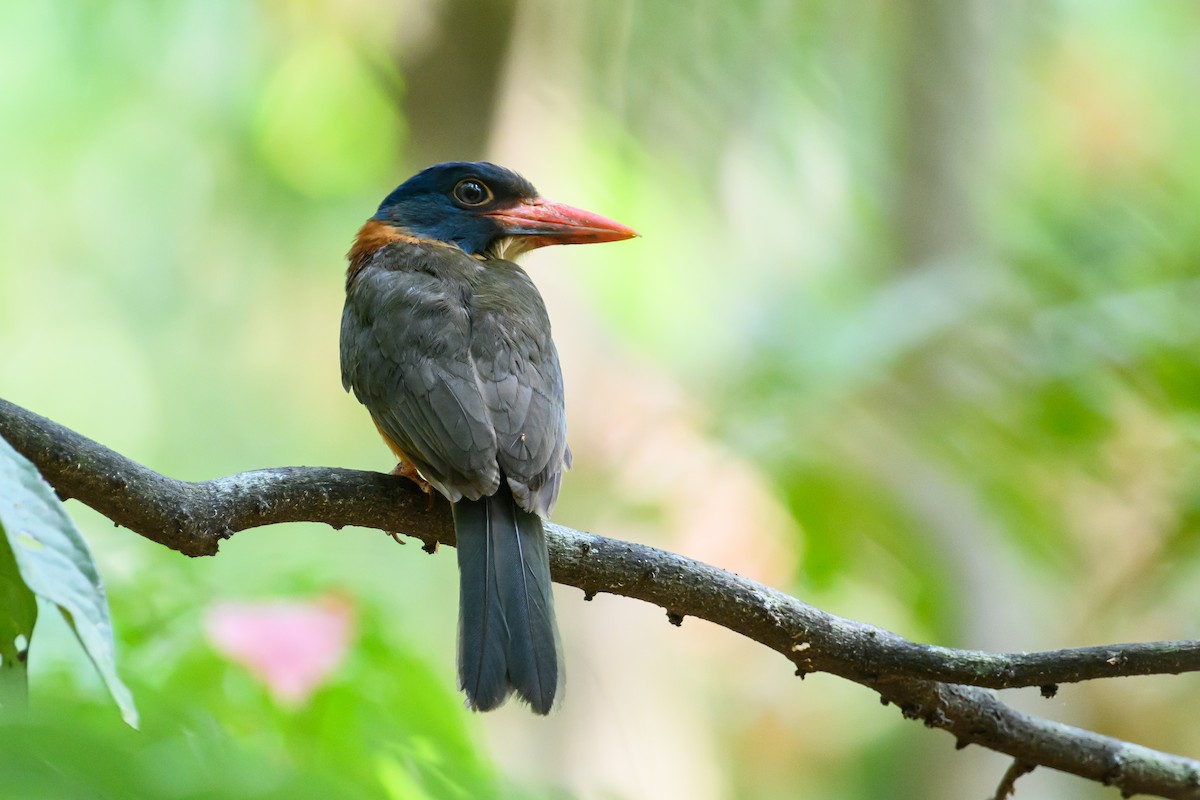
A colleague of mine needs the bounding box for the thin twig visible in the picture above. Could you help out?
[992,760,1035,800]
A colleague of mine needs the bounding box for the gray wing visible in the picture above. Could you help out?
[470,263,570,517]
[340,247,501,502]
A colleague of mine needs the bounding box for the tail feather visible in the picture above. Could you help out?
[454,482,560,714]
[453,498,511,712]
[491,487,559,713]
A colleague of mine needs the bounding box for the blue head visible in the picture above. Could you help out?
[373,161,637,258]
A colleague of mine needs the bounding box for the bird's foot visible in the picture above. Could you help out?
[390,460,435,500]
[383,461,437,544]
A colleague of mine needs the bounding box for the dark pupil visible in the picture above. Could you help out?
[458,181,485,204]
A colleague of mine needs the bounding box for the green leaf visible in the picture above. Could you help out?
[0,434,137,727]
[0,523,36,716]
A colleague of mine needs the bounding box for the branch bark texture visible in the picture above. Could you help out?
[2,397,1199,798]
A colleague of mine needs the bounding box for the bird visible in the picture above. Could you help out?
[339,162,637,714]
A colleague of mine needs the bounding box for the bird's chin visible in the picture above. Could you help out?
[484,235,540,262]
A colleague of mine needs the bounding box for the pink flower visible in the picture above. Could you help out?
[203,595,354,707]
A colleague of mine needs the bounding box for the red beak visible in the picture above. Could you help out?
[482,198,638,250]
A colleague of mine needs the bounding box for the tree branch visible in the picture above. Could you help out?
[3,396,1199,798]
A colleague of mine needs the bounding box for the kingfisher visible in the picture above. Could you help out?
[339,162,636,713]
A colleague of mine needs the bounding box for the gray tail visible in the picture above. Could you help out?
[453,481,560,714]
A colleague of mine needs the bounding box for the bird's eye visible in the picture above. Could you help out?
[453,179,492,206]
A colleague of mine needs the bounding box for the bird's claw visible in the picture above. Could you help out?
[385,460,437,542]
[390,460,435,498]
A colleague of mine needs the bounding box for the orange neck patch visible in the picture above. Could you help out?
[345,220,430,287]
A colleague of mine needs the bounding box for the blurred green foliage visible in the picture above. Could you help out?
[2,0,1200,798]
[0,618,505,799]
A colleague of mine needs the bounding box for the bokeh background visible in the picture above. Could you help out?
[2,0,1200,797]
